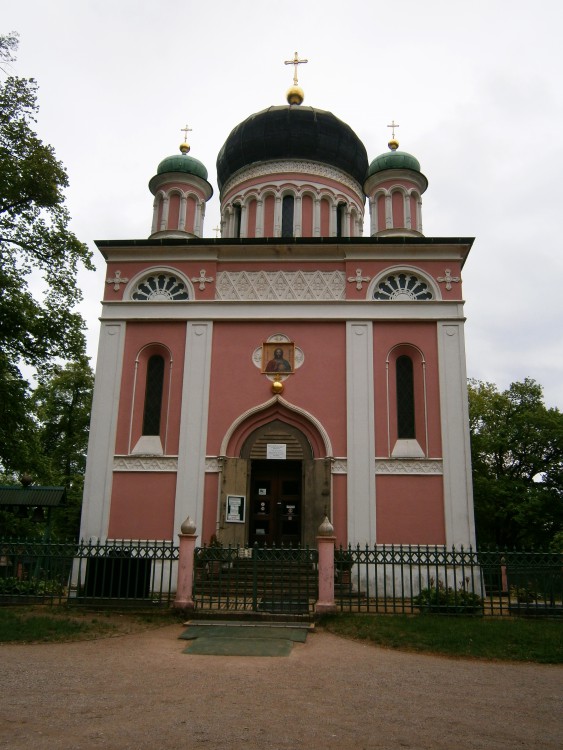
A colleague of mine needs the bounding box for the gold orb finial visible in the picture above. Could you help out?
[286,85,304,105]
[179,142,191,154]
[388,138,399,151]
[271,378,284,395]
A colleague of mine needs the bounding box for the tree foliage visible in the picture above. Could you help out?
[0,32,94,475]
[0,360,94,540]
[468,378,563,548]
[31,360,94,538]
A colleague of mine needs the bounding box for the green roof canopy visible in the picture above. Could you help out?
[0,486,66,507]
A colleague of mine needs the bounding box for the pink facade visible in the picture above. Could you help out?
[376,474,445,544]
[108,472,177,539]
[80,101,475,555]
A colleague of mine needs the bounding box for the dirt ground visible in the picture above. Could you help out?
[1,622,561,750]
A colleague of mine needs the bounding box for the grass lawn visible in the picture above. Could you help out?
[321,613,563,664]
[2,607,561,663]
[0,606,178,643]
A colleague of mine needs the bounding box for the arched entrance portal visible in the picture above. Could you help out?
[218,410,332,548]
[243,421,311,546]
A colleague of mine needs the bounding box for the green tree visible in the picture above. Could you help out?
[468,378,563,548]
[0,32,94,474]
[31,360,94,539]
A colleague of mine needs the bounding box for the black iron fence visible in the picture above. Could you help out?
[1,539,561,617]
[0,539,178,607]
[335,545,563,616]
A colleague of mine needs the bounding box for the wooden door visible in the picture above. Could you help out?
[249,460,302,546]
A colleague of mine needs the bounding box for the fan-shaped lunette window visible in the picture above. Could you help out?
[131,274,189,301]
[374,273,433,301]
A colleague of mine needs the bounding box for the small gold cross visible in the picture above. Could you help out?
[284,51,308,85]
[387,120,400,139]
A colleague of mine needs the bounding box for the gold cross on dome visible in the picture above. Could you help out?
[180,123,192,143]
[284,51,308,85]
[387,120,400,139]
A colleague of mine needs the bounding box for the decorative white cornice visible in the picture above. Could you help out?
[222,160,364,203]
[216,270,346,301]
[375,459,443,475]
[113,456,178,472]
[205,457,222,473]
[331,458,348,474]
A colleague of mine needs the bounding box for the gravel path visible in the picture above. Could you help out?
[1,624,561,750]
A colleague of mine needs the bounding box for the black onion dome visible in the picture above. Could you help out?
[216,105,368,192]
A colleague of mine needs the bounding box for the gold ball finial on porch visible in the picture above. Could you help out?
[318,516,334,536]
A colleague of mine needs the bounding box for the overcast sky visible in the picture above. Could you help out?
[4,0,563,407]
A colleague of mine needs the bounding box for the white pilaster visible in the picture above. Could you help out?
[346,321,376,545]
[255,199,264,238]
[404,193,412,229]
[437,321,476,547]
[151,197,159,235]
[79,322,126,541]
[160,195,169,231]
[240,203,248,238]
[194,199,201,236]
[369,196,377,236]
[179,195,187,231]
[295,195,302,237]
[174,321,213,536]
[313,197,321,237]
[330,202,337,236]
[274,196,282,237]
[385,194,392,229]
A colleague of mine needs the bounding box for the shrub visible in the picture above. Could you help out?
[414,578,483,614]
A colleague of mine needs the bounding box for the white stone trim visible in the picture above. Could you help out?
[375,459,443,475]
[101,300,466,322]
[205,457,222,473]
[222,160,365,203]
[174,322,213,537]
[346,321,376,545]
[79,322,126,541]
[131,436,164,456]
[331,458,348,474]
[437,322,476,547]
[216,270,346,301]
[113,456,179,472]
[391,439,425,458]
[219,395,333,457]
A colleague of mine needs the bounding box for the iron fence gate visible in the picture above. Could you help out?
[193,544,318,615]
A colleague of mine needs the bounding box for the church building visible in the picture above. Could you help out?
[79,56,476,552]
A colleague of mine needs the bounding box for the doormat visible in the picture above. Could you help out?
[179,623,310,657]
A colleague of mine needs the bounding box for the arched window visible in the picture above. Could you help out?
[281,195,294,237]
[336,202,346,237]
[396,355,415,439]
[233,204,242,238]
[142,355,164,436]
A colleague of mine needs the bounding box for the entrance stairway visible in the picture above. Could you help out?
[193,548,318,618]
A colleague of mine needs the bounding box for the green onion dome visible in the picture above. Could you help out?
[156,152,209,181]
[367,149,422,177]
